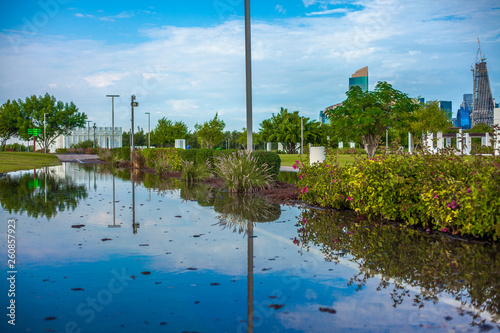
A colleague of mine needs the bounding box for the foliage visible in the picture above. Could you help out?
[0,100,21,150]
[16,93,87,150]
[71,140,96,149]
[143,148,182,174]
[214,150,274,192]
[181,160,212,183]
[122,129,147,147]
[0,169,87,219]
[238,128,263,150]
[4,143,28,152]
[151,117,188,147]
[194,113,225,149]
[408,100,452,136]
[259,107,325,154]
[326,82,418,159]
[298,153,500,240]
[467,122,493,133]
[250,151,281,180]
[297,208,500,325]
[131,150,146,169]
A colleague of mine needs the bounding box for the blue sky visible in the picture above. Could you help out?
[1,0,499,133]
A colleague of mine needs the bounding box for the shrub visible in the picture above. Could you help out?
[251,151,281,180]
[56,148,68,153]
[179,148,199,164]
[298,153,500,240]
[98,149,113,163]
[214,150,274,192]
[195,149,216,167]
[131,150,146,169]
[181,160,212,183]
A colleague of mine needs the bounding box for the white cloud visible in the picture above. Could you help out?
[305,8,348,16]
[275,5,287,14]
[84,72,129,88]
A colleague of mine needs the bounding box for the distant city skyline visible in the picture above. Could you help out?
[0,0,499,132]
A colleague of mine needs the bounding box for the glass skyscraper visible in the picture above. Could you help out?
[349,66,368,92]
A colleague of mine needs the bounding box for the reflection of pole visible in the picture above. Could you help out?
[132,181,140,234]
[247,220,254,333]
[44,167,47,203]
[93,164,96,191]
[108,175,121,228]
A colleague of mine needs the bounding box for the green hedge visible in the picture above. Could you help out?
[251,151,281,180]
[298,153,500,240]
[55,148,68,153]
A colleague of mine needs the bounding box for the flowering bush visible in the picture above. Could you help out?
[298,152,500,240]
[141,148,182,173]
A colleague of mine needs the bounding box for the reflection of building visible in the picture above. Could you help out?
[471,41,494,126]
[349,66,368,92]
[49,127,123,150]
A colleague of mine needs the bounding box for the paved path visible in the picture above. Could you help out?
[280,166,298,172]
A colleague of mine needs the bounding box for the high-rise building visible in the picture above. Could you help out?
[471,40,494,126]
[456,94,472,129]
[349,66,368,92]
[439,101,452,119]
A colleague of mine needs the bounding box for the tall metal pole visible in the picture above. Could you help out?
[131,95,136,151]
[145,112,150,148]
[106,95,120,149]
[44,113,48,153]
[93,123,96,148]
[245,0,253,153]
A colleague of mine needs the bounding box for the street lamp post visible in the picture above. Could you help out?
[301,116,303,155]
[145,112,150,148]
[93,123,97,148]
[245,0,253,153]
[106,95,120,149]
[44,113,48,153]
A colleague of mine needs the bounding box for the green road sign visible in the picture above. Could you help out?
[28,128,41,136]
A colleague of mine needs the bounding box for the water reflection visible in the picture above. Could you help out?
[0,166,87,219]
[297,208,500,325]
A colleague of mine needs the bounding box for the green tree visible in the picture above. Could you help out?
[409,100,452,136]
[326,82,418,159]
[467,122,492,133]
[16,93,87,150]
[0,100,21,150]
[238,128,263,150]
[122,129,147,147]
[151,117,188,147]
[259,108,325,154]
[194,113,225,149]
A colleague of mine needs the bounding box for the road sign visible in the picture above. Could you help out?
[131,102,139,107]
[28,128,41,136]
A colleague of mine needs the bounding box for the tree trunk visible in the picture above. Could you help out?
[1,138,7,151]
[362,134,380,159]
[285,143,297,154]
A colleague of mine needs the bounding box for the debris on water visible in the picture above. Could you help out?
[44,317,56,321]
[155,282,162,284]
[193,234,204,238]
[269,304,285,310]
[262,268,272,271]
[194,301,200,304]
[160,322,167,325]
[71,224,85,228]
[269,296,278,299]
[139,244,149,246]
[141,271,151,275]
[101,238,112,241]
[130,276,135,280]
[175,215,182,218]
[71,288,84,291]
[186,267,197,270]
[165,252,172,254]
[210,283,220,286]
[319,307,336,314]
[249,236,257,238]
[444,316,453,321]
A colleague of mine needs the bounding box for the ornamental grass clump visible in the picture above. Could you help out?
[181,160,212,183]
[214,150,274,192]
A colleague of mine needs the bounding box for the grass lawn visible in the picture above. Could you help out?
[279,153,359,167]
[0,152,62,173]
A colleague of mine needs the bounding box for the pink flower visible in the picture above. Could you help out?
[467,188,471,193]
[292,164,298,170]
[301,186,308,194]
[440,228,448,232]
[302,217,308,225]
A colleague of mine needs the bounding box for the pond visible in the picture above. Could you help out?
[0,163,499,333]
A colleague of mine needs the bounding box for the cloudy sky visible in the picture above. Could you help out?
[1,0,499,132]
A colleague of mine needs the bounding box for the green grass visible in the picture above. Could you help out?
[279,154,359,167]
[0,152,62,173]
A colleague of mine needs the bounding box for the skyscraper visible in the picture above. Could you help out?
[439,101,452,119]
[471,40,494,126]
[457,94,472,129]
[349,66,368,92]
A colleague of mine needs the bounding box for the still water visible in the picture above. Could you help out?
[0,163,499,332]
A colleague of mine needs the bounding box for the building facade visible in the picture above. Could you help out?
[471,43,494,126]
[349,66,368,92]
[48,127,123,151]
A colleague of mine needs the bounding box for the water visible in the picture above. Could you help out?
[0,163,499,332]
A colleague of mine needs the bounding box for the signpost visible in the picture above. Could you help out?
[28,128,41,152]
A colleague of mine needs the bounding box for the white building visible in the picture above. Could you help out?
[50,127,123,151]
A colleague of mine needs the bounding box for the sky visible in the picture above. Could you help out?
[0,0,499,133]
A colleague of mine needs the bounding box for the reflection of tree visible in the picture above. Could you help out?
[298,208,500,326]
[214,192,281,234]
[0,169,87,219]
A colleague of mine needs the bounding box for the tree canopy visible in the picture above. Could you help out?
[152,117,188,147]
[194,113,225,149]
[0,93,87,150]
[259,107,325,154]
[326,82,418,158]
[408,100,452,135]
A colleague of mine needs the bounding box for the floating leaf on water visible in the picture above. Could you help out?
[210,283,220,286]
[101,238,112,241]
[44,317,56,321]
[319,307,336,314]
[71,288,84,291]
[71,224,85,228]
[269,304,285,310]
[141,271,151,275]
